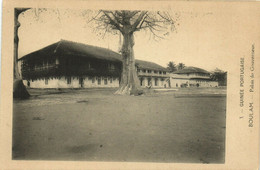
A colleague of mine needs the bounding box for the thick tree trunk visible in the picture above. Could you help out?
[115,33,143,95]
[13,9,30,99]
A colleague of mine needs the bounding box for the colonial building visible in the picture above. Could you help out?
[18,40,169,88]
[136,60,170,88]
[170,67,218,88]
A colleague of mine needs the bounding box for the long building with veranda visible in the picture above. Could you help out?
[18,40,170,89]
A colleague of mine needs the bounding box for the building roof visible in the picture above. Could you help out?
[135,59,168,71]
[19,39,168,71]
[173,66,210,74]
[19,39,122,62]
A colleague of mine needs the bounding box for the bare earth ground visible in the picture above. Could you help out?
[13,87,226,163]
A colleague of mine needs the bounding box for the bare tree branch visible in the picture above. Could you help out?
[157,11,174,24]
[102,24,109,39]
[148,26,165,40]
[110,11,124,26]
[89,10,179,41]
[128,10,141,18]
[87,10,102,23]
[102,10,123,32]
[132,11,148,31]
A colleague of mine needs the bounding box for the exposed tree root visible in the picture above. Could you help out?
[115,85,143,96]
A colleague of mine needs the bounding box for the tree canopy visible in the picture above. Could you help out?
[167,61,177,72]
[90,10,179,40]
[211,68,227,86]
[177,63,185,70]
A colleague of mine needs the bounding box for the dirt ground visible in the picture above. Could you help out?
[13,87,226,163]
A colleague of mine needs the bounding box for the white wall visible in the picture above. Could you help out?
[170,78,189,88]
[139,77,169,88]
[23,75,172,89]
[24,76,120,88]
[170,78,218,88]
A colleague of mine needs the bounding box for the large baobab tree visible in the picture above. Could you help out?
[92,10,178,95]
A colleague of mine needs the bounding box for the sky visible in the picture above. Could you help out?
[17,6,258,72]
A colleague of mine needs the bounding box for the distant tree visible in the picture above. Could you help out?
[167,61,177,72]
[211,68,227,86]
[91,10,179,95]
[177,63,185,70]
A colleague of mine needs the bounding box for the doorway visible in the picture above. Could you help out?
[79,77,84,88]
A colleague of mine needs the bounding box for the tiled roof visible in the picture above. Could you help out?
[173,67,210,74]
[19,39,167,71]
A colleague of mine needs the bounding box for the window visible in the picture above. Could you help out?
[161,79,164,86]
[137,69,140,73]
[163,71,166,75]
[143,69,146,73]
[45,78,48,85]
[154,71,158,74]
[98,77,101,85]
[79,77,84,87]
[110,78,113,83]
[104,78,108,85]
[109,63,115,70]
[148,70,151,73]
[155,78,158,86]
[148,78,152,86]
[67,77,71,84]
[92,77,95,83]
[55,58,59,65]
[139,78,143,86]
[159,71,162,74]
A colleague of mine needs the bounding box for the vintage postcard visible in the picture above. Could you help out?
[0,0,259,169]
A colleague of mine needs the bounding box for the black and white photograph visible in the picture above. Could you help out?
[1,1,259,169]
[12,7,227,163]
